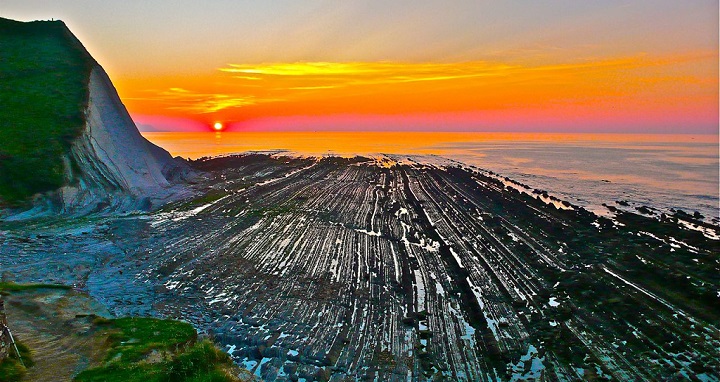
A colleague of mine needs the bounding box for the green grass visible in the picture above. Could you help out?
[0,340,33,382]
[75,317,247,382]
[0,281,72,294]
[99,317,197,363]
[0,17,93,204]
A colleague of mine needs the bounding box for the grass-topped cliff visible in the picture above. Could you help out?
[0,17,94,204]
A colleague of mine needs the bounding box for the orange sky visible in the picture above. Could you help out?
[115,52,718,132]
[5,1,718,133]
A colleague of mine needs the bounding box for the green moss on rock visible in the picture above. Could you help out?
[75,317,250,382]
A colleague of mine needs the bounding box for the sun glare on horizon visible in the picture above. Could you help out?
[213,122,224,131]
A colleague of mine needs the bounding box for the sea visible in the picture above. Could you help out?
[143,132,719,222]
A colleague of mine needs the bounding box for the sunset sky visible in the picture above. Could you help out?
[4,1,719,133]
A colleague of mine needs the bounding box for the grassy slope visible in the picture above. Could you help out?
[75,317,250,382]
[0,17,93,204]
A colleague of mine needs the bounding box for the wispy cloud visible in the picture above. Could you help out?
[221,62,387,76]
[216,57,695,94]
[128,52,716,118]
[151,87,275,114]
[220,61,520,87]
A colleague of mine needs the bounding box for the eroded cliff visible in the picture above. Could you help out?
[0,18,195,217]
[58,65,194,214]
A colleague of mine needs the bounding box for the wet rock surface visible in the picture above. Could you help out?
[1,154,718,381]
[2,288,112,382]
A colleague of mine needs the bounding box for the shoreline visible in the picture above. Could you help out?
[2,155,718,380]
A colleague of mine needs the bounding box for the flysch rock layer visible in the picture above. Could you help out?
[4,155,717,381]
[58,65,195,214]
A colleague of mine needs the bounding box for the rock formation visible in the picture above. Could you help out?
[57,65,194,214]
[0,300,7,361]
[1,19,195,217]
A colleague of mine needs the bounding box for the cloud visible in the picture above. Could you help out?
[220,61,518,83]
[221,62,384,76]
[132,51,717,119]
[146,87,281,114]
[216,57,679,94]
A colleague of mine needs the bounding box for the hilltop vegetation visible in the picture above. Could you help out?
[0,18,93,204]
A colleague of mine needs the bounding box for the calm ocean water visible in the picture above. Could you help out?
[143,132,719,221]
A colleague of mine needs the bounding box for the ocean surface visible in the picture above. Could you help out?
[143,132,719,221]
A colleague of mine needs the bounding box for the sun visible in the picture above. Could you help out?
[213,122,224,131]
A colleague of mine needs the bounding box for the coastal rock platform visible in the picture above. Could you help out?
[2,154,718,381]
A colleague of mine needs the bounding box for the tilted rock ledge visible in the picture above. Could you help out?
[58,65,195,214]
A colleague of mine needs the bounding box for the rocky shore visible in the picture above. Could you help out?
[2,154,718,381]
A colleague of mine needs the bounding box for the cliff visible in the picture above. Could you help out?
[0,18,195,217]
[57,65,194,214]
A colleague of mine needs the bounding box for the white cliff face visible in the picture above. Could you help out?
[57,66,194,214]
[0,21,196,219]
